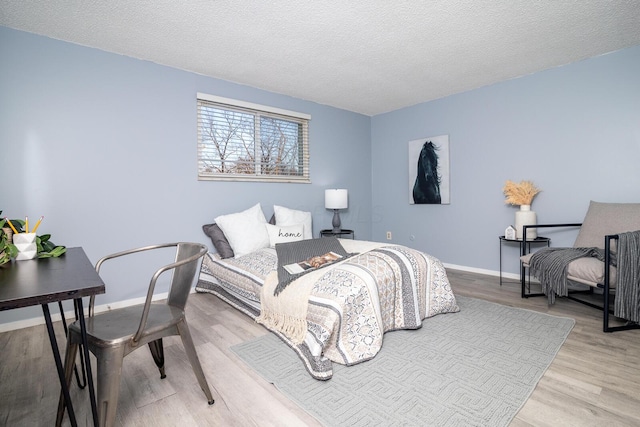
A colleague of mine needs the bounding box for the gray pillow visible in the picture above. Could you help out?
[574,201,640,250]
[203,215,275,259]
[202,223,235,259]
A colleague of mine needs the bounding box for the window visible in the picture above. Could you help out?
[197,93,310,183]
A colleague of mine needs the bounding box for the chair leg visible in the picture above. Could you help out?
[148,338,166,379]
[95,346,126,427]
[177,320,215,405]
[55,337,79,427]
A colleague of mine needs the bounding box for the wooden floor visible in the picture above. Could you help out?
[1,269,640,426]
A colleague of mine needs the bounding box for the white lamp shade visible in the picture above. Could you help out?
[325,189,348,209]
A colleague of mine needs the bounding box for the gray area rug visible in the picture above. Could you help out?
[231,296,574,426]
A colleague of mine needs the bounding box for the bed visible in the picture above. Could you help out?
[195,204,459,379]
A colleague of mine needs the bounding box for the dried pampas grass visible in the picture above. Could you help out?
[503,180,541,206]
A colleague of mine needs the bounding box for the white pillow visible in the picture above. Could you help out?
[214,203,269,257]
[265,223,304,247]
[274,205,313,239]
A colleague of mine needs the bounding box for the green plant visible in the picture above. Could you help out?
[35,233,67,258]
[0,216,18,265]
[0,211,66,262]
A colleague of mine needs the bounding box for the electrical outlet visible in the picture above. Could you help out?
[386,231,392,240]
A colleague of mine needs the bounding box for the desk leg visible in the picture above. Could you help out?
[75,299,99,427]
[58,301,87,389]
[42,303,78,427]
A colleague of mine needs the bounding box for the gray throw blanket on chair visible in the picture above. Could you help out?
[529,247,609,304]
[614,231,640,323]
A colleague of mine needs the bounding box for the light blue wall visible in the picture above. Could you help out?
[2,25,639,326]
[371,45,640,274]
[0,26,371,324]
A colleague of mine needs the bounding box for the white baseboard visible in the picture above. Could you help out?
[0,290,186,333]
[442,263,520,281]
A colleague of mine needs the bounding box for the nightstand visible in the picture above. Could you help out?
[320,229,355,239]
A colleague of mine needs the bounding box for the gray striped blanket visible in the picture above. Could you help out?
[528,247,609,304]
[614,231,640,323]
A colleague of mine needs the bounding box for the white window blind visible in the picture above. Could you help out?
[197,93,310,183]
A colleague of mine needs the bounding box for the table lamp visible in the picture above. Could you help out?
[325,189,348,233]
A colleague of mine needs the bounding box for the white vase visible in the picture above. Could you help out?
[13,232,37,260]
[515,205,537,240]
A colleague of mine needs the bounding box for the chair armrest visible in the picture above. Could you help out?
[603,234,617,294]
[523,223,582,230]
[522,223,582,256]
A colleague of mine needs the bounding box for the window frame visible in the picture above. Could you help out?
[197,93,311,183]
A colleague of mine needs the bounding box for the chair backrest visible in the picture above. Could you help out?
[166,242,208,309]
[92,242,208,343]
[133,242,207,343]
[574,201,640,250]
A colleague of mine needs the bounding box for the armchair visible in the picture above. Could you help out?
[520,201,640,332]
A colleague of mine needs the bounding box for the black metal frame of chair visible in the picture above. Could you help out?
[520,224,640,333]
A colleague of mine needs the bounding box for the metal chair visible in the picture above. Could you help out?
[56,242,214,426]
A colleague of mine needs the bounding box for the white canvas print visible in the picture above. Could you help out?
[408,135,450,204]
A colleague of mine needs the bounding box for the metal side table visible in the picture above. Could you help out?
[499,236,550,286]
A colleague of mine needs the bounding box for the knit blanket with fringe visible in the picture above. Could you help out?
[256,237,355,344]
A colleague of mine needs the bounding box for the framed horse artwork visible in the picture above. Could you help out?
[408,135,450,205]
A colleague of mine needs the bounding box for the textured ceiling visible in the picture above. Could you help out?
[1,1,640,115]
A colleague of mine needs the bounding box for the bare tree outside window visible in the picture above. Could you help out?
[197,95,310,183]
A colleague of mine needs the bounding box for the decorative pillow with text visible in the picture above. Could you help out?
[274,205,313,239]
[265,223,304,247]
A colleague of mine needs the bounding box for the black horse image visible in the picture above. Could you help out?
[412,141,441,204]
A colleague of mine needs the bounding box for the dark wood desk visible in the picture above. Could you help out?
[0,247,105,427]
